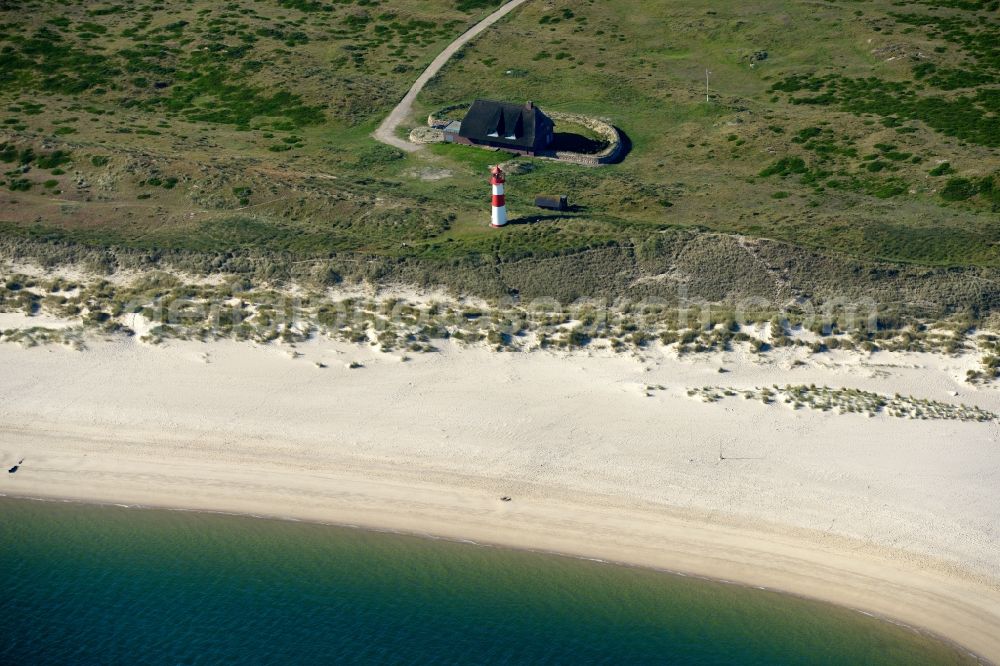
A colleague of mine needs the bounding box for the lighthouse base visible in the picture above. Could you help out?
[491,207,508,228]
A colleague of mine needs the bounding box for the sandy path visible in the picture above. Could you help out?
[373,0,532,152]
[1,337,999,660]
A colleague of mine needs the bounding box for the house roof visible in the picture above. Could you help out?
[459,99,552,149]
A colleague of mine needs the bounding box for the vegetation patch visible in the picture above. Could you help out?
[688,385,996,422]
[1,0,1000,310]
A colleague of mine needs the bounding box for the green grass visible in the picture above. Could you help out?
[410,0,999,269]
[0,0,481,127]
[0,0,999,309]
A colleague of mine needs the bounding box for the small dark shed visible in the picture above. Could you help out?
[535,195,568,211]
[457,100,555,156]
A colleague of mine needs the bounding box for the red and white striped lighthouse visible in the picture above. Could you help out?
[490,165,508,228]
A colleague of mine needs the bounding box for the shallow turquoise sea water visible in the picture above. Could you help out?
[0,497,974,665]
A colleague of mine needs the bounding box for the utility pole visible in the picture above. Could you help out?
[705,69,711,103]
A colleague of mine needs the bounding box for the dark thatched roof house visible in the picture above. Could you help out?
[447,100,555,156]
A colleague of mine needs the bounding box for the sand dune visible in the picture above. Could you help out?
[1,336,998,660]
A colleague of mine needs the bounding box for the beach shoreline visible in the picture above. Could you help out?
[2,468,997,664]
[2,336,999,661]
[0,491,989,665]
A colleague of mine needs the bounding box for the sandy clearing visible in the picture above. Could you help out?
[0,335,999,659]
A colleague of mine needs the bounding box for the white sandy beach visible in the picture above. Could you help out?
[1,331,999,660]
